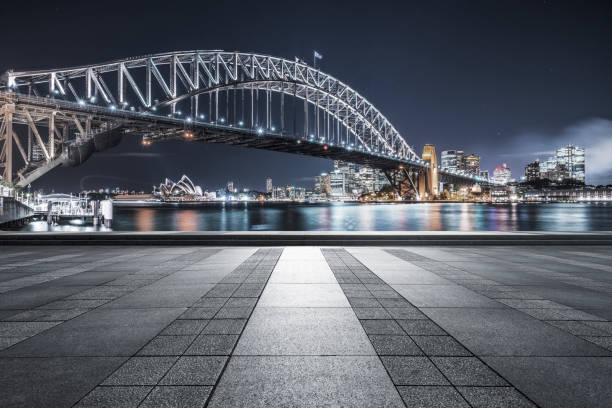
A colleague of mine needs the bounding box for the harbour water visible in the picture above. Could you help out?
[19,202,612,232]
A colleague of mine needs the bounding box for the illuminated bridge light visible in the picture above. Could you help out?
[78,100,85,106]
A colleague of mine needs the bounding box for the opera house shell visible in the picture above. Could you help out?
[154,175,203,200]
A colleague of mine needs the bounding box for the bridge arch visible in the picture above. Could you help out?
[4,51,417,160]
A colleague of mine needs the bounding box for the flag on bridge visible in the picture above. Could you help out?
[314,51,323,60]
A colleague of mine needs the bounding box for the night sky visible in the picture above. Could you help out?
[3,0,611,191]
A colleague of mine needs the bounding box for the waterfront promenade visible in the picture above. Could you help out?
[1,242,612,407]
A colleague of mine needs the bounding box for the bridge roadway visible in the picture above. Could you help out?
[1,242,612,407]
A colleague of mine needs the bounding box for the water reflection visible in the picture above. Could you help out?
[18,202,612,232]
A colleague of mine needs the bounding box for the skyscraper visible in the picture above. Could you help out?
[266,178,273,193]
[525,159,540,182]
[555,144,585,183]
[441,150,464,172]
[464,154,481,175]
[493,164,512,185]
[227,181,234,192]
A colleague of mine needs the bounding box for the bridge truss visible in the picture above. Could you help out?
[1,51,484,198]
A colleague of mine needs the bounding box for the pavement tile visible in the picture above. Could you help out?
[347,298,381,308]
[432,357,508,386]
[225,297,258,308]
[369,335,423,355]
[236,308,374,356]
[202,319,247,334]
[584,321,612,335]
[76,386,152,407]
[378,298,414,308]
[457,386,536,408]
[179,308,220,320]
[138,335,196,356]
[582,336,612,350]
[386,307,428,319]
[160,356,227,385]
[215,306,253,319]
[397,386,469,408]
[354,307,392,319]
[103,356,178,385]
[38,299,108,309]
[381,356,449,385]
[193,298,228,308]
[207,356,404,407]
[0,337,26,350]
[412,336,472,356]
[140,386,212,408]
[5,308,89,322]
[0,321,59,337]
[160,320,209,336]
[186,334,239,355]
[546,320,610,336]
[361,319,405,335]
[397,319,446,335]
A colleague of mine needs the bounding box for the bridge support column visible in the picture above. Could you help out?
[1,104,14,183]
[384,167,421,201]
[419,144,439,199]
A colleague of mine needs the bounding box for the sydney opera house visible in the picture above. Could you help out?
[153,175,204,201]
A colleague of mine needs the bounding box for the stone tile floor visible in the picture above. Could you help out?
[1,245,612,407]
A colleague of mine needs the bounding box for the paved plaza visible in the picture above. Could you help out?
[1,245,612,407]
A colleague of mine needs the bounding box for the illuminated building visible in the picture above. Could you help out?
[525,159,540,182]
[464,154,480,174]
[493,164,512,185]
[266,178,273,193]
[153,175,203,200]
[556,144,585,183]
[441,150,464,172]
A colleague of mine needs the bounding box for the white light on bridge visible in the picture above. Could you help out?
[78,100,85,106]
[238,120,244,126]
[110,104,116,110]
[200,114,205,120]
[186,117,192,123]
[220,118,225,123]
[90,96,97,103]
[271,126,276,131]
[257,127,264,135]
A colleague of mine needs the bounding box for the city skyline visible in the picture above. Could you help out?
[2,1,611,191]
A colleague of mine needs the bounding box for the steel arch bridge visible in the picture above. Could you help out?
[0,50,485,199]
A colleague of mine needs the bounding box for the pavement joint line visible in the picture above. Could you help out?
[323,248,540,408]
[69,248,283,408]
[0,249,222,353]
[386,249,612,354]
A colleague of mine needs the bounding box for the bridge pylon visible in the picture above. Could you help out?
[385,144,439,201]
[418,144,438,199]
